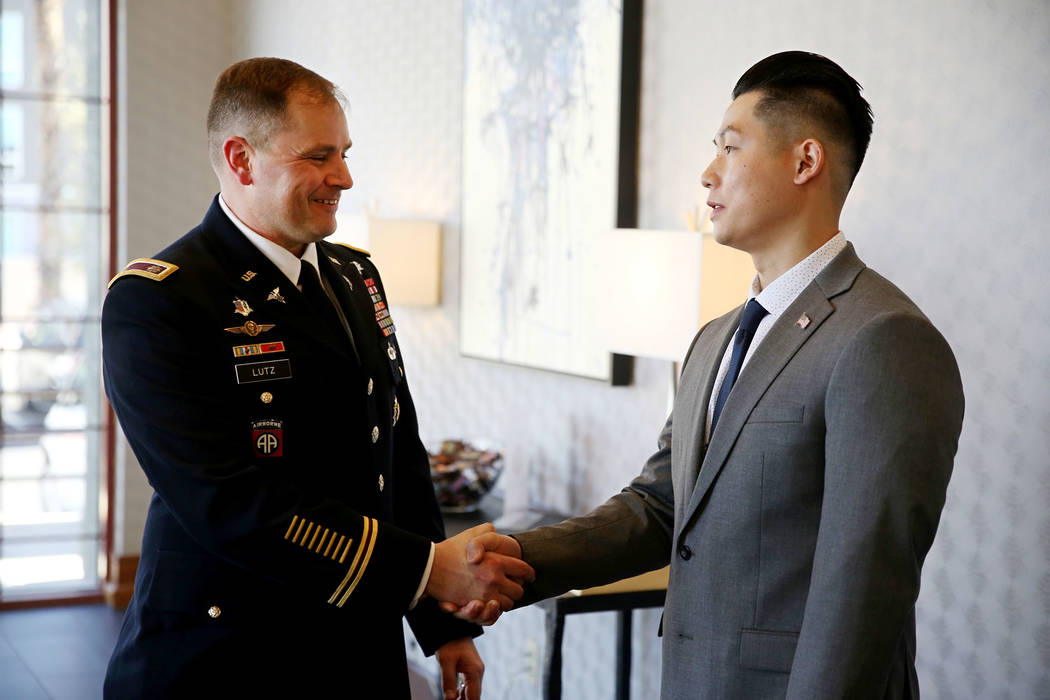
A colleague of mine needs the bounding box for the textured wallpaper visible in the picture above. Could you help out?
[116,0,1050,697]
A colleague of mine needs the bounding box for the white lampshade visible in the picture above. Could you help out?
[364,218,443,306]
[596,229,753,361]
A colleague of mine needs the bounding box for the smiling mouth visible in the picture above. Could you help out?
[313,199,339,206]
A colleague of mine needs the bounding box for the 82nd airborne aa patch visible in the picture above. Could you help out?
[252,419,283,457]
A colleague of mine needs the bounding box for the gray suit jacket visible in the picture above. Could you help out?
[514,244,964,699]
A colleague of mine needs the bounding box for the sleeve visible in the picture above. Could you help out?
[102,278,432,617]
[510,325,713,604]
[785,312,964,698]
[512,415,676,605]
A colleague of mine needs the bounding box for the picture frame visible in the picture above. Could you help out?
[460,0,642,382]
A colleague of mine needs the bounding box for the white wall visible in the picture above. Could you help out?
[114,0,1050,697]
[114,0,234,553]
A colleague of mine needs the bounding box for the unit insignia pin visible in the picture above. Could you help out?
[233,298,253,317]
[267,287,286,304]
[386,343,397,361]
[796,313,811,330]
[224,320,276,336]
[342,274,353,291]
[351,261,364,275]
[241,271,257,282]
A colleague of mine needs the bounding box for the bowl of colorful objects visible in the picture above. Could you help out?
[428,440,504,513]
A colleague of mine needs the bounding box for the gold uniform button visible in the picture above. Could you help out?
[207,606,221,619]
[367,378,374,395]
[378,474,385,492]
[260,392,273,404]
[371,426,380,443]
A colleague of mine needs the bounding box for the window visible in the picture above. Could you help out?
[0,0,109,602]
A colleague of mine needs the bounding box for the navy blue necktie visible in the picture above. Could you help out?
[299,260,350,340]
[710,298,769,434]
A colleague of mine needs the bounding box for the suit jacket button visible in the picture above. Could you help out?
[378,474,385,492]
[371,426,380,443]
[678,544,692,561]
[207,605,221,619]
[367,378,374,396]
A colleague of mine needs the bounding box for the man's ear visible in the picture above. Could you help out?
[793,138,825,185]
[223,137,254,186]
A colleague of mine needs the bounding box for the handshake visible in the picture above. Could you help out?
[424,523,534,625]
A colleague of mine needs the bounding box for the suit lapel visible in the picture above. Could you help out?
[677,244,866,538]
[672,315,736,525]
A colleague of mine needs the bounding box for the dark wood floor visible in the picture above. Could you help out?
[0,604,124,700]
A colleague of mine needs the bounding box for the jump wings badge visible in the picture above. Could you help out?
[225,320,276,336]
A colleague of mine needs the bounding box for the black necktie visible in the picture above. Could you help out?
[298,260,350,342]
[710,298,769,434]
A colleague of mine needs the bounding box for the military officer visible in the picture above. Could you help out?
[102,57,531,700]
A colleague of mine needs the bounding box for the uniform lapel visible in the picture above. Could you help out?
[677,244,866,537]
[316,244,381,368]
[201,199,356,360]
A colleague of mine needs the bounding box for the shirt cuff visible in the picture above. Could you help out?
[409,542,435,610]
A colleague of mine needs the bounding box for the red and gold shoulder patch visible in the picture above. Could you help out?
[108,258,179,288]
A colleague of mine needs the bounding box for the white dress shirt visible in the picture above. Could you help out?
[218,194,435,609]
[705,232,848,442]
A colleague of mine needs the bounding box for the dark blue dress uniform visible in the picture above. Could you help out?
[102,196,478,698]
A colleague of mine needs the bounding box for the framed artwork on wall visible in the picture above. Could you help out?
[460,0,642,381]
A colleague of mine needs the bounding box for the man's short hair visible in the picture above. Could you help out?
[207,57,345,169]
[733,51,873,192]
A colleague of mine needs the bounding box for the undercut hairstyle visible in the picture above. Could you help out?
[733,51,873,193]
[207,57,345,170]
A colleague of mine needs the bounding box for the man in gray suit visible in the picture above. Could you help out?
[448,51,965,698]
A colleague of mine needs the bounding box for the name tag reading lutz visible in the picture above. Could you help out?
[235,359,292,384]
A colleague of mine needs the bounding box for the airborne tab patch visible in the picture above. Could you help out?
[108,258,179,288]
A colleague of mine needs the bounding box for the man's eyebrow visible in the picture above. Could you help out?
[713,125,741,144]
[304,141,353,154]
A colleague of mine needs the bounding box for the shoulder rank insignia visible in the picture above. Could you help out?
[224,320,275,336]
[108,258,178,288]
[333,242,371,257]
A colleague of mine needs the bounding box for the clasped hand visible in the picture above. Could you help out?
[425,523,532,625]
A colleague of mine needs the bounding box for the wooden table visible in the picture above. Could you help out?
[536,566,669,700]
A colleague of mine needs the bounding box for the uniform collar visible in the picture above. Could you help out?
[218,194,319,285]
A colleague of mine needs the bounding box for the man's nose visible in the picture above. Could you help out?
[330,159,353,190]
[700,159,717,190]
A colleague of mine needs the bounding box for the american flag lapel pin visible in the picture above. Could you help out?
[796,313,811,329]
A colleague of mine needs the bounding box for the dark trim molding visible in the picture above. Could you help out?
[102,554,138,610]
[611,0,644,386]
